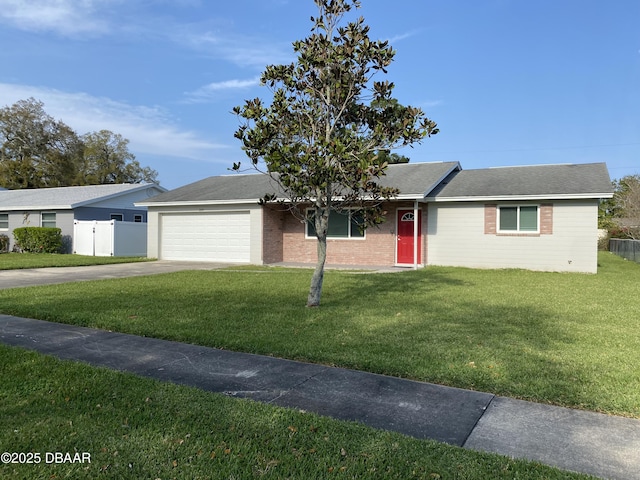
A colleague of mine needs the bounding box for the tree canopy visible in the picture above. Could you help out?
[0,98,82,189]
[79,130,158,185]
[233,0,437,306]
[375,150,410,164]
[602,174,640,239]
[0,98,158,189]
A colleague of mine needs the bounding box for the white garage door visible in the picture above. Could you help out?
[160,212,251,262]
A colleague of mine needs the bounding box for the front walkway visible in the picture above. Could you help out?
[269,261,412,273]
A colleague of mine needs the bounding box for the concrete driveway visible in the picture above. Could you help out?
[0,261,235,290]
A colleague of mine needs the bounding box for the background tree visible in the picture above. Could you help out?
[233,0,437,306]
[375,149,410,164]
[78,130,158,184]
[0,98,158,188]
[609,174,640,239]
[0,98,82,188]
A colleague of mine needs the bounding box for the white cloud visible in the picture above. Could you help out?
[184,77,260,103]
[0,83,230,161]
[175,30,292,69]
[0,0,116,36]
[387,29,421,45]
[421,100,444,109]
[0,1,293,68]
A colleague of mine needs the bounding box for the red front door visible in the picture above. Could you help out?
[396,209,422,264]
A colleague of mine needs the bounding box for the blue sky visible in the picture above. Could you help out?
[0,0,638,190]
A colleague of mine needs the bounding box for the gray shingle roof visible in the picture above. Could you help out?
[0,183,164,210]
[140,162,613,206]
[140,162,462,204]
[429,163,613,200]
[378,161,461,196]
[140,173,284,204]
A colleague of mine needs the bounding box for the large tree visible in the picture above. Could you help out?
[79,130,158,185]
[0,98,83,188]
[611,174,640,239]
[0,98,158,188]
[233,0,437,306]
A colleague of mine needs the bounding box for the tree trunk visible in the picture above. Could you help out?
[307,233,327,307]
[307,205,329,307]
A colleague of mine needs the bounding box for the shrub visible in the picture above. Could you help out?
[598,232,611,251]
[13,227,63,253]
[0,234,9,253]
[609,226,640,240]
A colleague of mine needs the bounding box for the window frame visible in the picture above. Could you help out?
[41,212,56,228]
[497,205,540,234]
[110,213,124,221]
[0,213,8,230]
[305,208,366,240]
[133,214,143,223]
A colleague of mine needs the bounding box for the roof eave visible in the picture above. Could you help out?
[136,198,266,207]
[426,192,614,202]
[2,205,72,211]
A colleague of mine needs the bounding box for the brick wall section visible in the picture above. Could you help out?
[262,206,284,263]
[484,204,497,234]
[279,202,427,266]
[540,203,553,235]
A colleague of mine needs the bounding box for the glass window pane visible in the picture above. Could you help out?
[499,207,517,230]
[0,213,8,229]
[307,209,364,238]
[519,206,538,231]
[306,210,316,237]
[42,213,56,228]
[350,211,364,237]
[327,211,349,237]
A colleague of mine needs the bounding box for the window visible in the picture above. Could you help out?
[41,212,56,228]
[400,212,416,222]
[110,213,124,221]
[306,209,365,239]
[0,213,8,230]
[498,206,538,233]
[133,214,143,223]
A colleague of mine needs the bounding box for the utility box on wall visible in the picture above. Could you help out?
[73,220,147,257]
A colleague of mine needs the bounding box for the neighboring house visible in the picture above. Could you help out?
[0,183,166,253]
[138,162,613,273]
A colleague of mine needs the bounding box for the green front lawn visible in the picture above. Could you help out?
[1,252,638,418]
[0,345,593,479]
[0,253,153,270]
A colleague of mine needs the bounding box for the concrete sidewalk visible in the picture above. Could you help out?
[1,315,638,479]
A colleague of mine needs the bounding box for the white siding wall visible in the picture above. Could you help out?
[55,211,76,243]
[427,200,600,273]
[146,204,263,263]
[90,187,164,210]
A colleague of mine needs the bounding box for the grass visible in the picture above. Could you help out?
[0,344,594,479]
[0,253,153,270]
[1,251,638,418]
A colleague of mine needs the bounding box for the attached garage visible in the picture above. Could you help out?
[137,173,278,264]
[159,211,251,262]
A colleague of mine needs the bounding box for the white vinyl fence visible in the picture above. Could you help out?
[73,220,147,257]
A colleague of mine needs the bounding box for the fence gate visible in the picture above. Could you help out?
[73,220,147,257]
